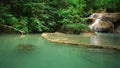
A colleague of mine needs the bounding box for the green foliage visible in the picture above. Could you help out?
[0,0,119,34]
[1,13,18,25]
[86,0,120,12]
[95,0,120,9]
[13,17,29,33]
[58,0,86,24]
[29,17,44,33]
[61,23,89,34]
[99,0,120,12]
[22,2,58,32]
[58,7,86,24]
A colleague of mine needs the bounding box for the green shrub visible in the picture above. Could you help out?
[29,17,45,33]
[1,13,18,25]
[61,23,89,34]
[58,2,87,25]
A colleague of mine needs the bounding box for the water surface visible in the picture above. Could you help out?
[0,34,120,68]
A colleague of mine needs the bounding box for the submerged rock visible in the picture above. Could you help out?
[18,44,35,52]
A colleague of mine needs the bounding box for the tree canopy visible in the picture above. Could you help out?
[0,0,120,34]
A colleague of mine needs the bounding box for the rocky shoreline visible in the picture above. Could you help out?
[41,32,120,50]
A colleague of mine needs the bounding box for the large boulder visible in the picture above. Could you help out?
[87,13,120,33]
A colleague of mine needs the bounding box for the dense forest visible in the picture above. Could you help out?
[0,0,120,34]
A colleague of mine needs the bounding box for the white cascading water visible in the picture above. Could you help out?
[89,14,103,31]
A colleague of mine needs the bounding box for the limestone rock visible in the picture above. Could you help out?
[87,13,120,33]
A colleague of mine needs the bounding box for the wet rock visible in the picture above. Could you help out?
[87,13,120,33]
[115,25,120,33]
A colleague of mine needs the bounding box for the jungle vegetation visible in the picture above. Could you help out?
[0,0,120,34]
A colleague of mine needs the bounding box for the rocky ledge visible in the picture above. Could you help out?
[41,32,120,50]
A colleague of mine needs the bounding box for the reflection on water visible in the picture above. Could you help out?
[90,33,120,46]
[0,34,120,68]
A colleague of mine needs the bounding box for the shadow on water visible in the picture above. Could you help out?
[0,34,120,68]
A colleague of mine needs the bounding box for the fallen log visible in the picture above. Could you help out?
[0,23,25,34]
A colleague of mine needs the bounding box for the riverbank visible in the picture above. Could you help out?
[41,32,120,50]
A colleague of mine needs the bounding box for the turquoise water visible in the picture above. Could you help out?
[0,34,120,68]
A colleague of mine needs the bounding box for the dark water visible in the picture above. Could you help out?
[0,34,120,68]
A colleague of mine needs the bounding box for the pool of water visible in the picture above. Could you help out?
[0,34,120,68]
